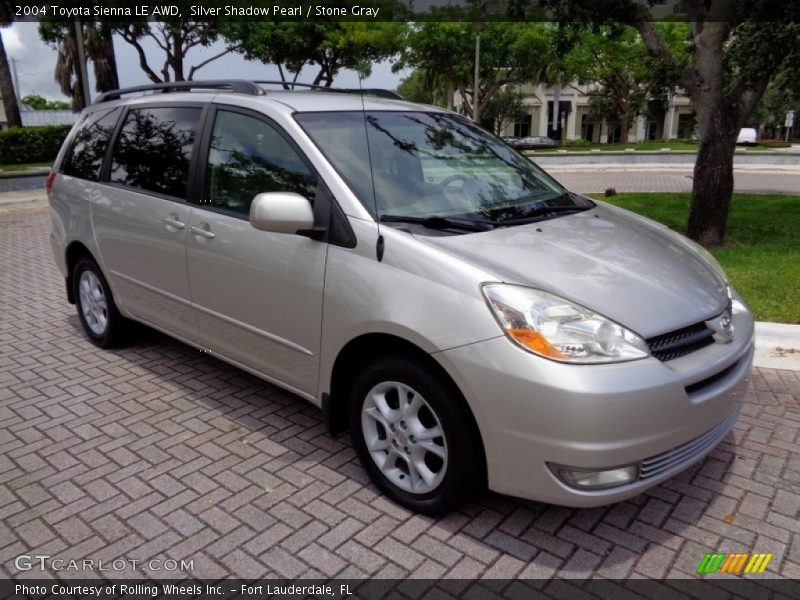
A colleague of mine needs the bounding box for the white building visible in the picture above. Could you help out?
[479,81,696,143]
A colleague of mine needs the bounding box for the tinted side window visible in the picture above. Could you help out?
[61,108,119,181]
[110,106,202,199]
[203,110,316,216]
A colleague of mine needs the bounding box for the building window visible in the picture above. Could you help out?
[513,116,531,138]
[677,113,696,139]
[580,114,594,142]
[607,122,622,144]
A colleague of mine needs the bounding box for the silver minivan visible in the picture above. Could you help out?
[48,81,754,515]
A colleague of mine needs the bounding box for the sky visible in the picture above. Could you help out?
[2,22,406,103]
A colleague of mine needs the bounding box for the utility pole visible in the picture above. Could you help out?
[10,56,20,100]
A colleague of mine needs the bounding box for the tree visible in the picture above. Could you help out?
[396,69,435,105]
[395,22,554,123]
[115,19,230,83]
[482,88,527,135]
[752,56,800,138]
[39,21,120,111]
[565,26,668,144]
[0,2,22,127]
[222,21,406,88]
[544,0,800,247]
[21,94,71,110]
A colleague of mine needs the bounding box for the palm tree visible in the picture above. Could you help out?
[40,21,120,112]
[0,3,22,127]
[85,23,119,92]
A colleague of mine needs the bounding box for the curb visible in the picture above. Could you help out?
[753,322,800,371]
[0,168,51,179]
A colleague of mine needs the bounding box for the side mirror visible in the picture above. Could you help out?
[249,192,314,234]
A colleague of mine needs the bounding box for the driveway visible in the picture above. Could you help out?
[2,207,799,582]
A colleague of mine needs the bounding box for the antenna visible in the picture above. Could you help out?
[357,73,384,262]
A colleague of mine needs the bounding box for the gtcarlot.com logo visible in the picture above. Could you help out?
[15,555,194,572]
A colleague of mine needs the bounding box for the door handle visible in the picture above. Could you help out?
[162,214,185,231]
[189,223,216,240]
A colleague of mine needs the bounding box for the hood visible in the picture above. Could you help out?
[416,203,728,339]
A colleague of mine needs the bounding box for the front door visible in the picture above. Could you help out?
[186,107,327,397]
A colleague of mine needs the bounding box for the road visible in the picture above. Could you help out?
[0,175,46,193]
[547,167,800,195]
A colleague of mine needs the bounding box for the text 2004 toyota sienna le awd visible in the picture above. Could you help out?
[48,81,754,515]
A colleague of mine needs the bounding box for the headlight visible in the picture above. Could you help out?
[482,284,650,363]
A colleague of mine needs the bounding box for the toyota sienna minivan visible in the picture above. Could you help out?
[48,80,754,515]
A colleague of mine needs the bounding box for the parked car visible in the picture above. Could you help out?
[512,135,560,150]
[48,80,754,515]
[736,127,758,145]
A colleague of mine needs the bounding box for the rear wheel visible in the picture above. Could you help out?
[73,257,131,348]
[349,356,483,515]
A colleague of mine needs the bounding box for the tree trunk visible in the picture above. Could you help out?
[86,24,119,92]
[0,33,21,127]
[619,107,630,144]
[686,128,737,247]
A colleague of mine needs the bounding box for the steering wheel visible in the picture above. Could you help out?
[435,174,472,192]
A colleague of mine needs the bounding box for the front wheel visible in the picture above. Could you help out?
[349,356,484,515]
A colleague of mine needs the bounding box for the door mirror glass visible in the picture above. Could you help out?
[250,192,314,234]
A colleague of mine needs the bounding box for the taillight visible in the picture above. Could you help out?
[45,170,56,194]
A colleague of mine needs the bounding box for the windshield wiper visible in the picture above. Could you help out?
[380,214,496,232]
[494,204,590,225]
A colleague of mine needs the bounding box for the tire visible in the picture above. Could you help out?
[349,355,484,515]
[73,256,130,348]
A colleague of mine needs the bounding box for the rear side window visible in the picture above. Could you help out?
[110,106,202,199]
[61,108,119,181]
[202,110,316,216]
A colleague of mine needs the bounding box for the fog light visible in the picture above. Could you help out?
[552,464,640,490]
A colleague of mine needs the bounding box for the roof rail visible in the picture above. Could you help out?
[95,80,263,103]
[254,80,403,100]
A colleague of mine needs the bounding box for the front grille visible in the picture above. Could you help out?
[639,411,737,481]
[646,321,714,362]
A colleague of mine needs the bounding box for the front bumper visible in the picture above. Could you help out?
[435,307,754,507]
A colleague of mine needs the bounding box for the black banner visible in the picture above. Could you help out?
[5,0,800,23]
[3,579,800,600]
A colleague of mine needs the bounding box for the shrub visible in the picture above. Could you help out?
[0,125,72,165]
[564,139,592,147]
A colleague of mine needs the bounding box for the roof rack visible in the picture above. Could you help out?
[254,81,403,100]
[95,80,263,103]
[94,79,404,104]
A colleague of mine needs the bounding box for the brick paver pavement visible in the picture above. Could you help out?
[2,207,800,580]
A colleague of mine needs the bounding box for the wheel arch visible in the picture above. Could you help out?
[64,241,96,304]
[325,333,487,480]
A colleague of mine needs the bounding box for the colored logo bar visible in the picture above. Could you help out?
[697,552,773,574]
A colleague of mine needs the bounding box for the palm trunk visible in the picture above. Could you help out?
[0,34,21,127]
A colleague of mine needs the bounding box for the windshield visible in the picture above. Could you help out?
[295,111,590,225]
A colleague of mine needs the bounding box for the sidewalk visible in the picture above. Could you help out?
[1,191,797,369]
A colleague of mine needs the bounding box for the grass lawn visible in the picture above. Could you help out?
[528,142,773,152]
[592,193,800,324]
[0,162,51,173]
